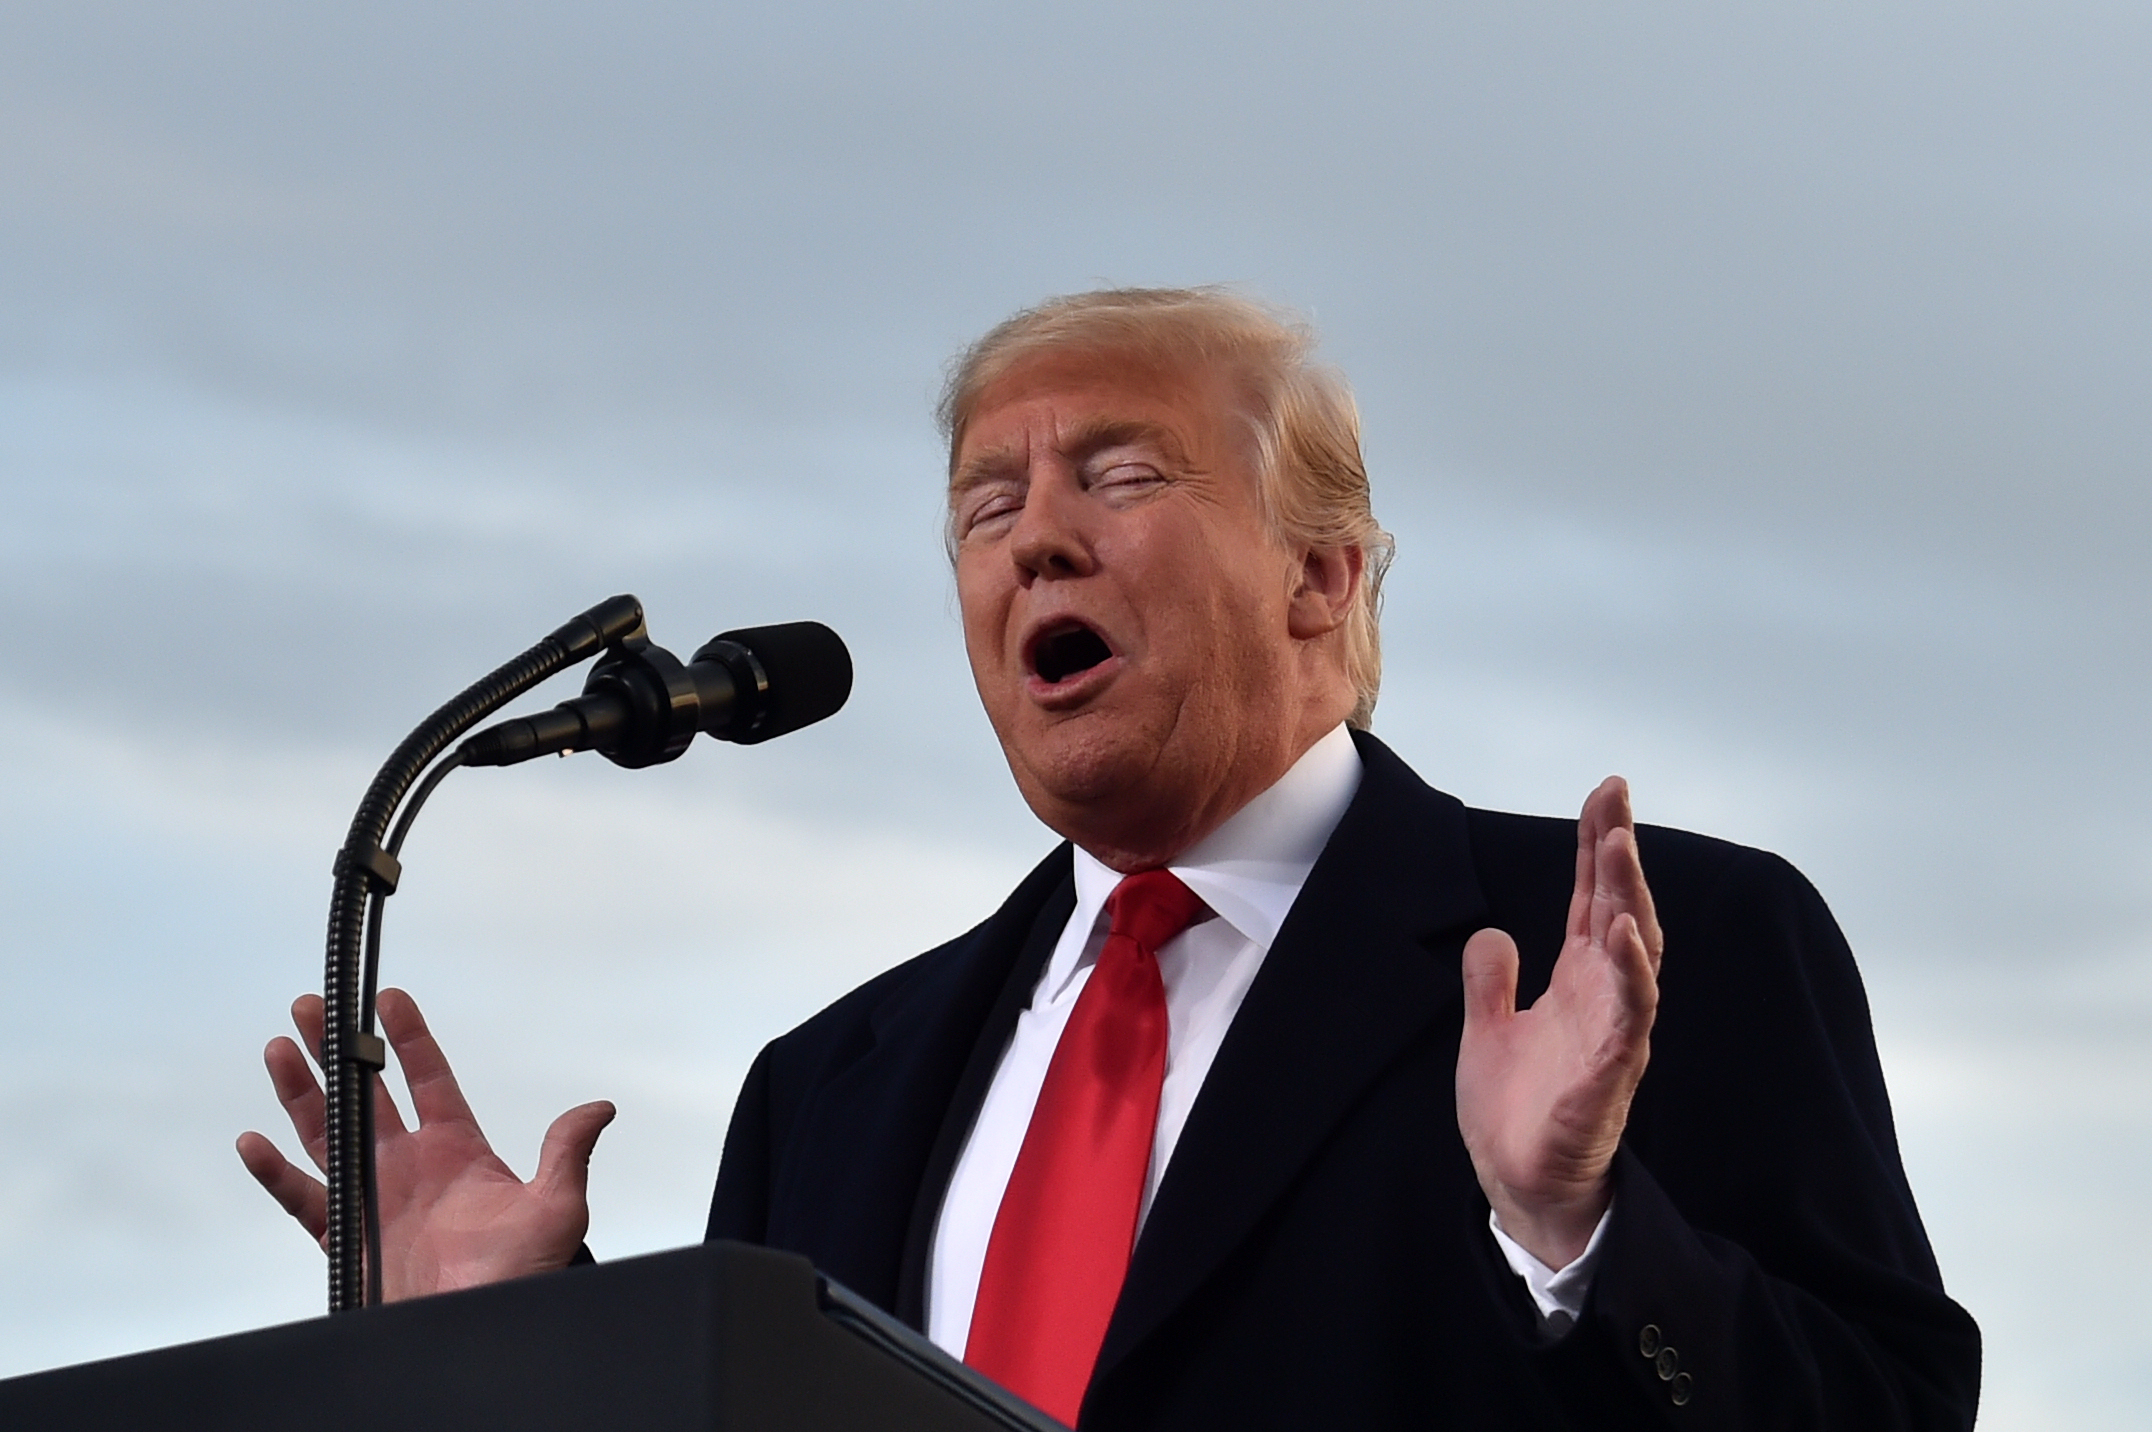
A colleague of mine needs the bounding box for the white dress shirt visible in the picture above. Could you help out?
[924,723,1602,1355]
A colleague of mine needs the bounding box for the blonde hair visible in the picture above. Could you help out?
[938,286,1396,728]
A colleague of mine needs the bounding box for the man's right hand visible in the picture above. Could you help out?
[236,987,614,1302]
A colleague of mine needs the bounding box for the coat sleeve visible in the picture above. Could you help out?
[1575,841,1981,1430]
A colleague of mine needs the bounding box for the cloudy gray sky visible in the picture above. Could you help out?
[2,2,2146,1423]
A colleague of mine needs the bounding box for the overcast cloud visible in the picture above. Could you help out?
[1,3,2147,1424]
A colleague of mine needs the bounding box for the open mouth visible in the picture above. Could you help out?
[1030,621,1114,685]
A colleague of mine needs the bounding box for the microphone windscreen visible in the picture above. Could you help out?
[710,621,853,743]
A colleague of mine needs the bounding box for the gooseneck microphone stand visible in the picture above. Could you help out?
[321,595,646,1313]
[319,595,853,1314]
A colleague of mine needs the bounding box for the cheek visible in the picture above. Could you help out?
[954,561,1009,650]
[1188,551,1302,688]
[1171,528,1293,628]
[956,577,1027,725]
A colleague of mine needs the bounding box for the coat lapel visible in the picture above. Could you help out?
[771,844,1071,1318]
[1091,733,1491,1383]
[892,858,1076,1327]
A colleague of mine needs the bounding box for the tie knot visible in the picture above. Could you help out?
[1104,869,1206,954]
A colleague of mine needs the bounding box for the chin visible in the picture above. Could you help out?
[1005,712,1163,824]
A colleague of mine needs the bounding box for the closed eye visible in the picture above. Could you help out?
[1090,461,1167,500]
[958,487,1024,537]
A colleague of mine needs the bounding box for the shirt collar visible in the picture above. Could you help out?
[1055,723,1363,988]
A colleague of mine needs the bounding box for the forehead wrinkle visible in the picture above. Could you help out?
[950,413,1197,499]
[1058,415,1189,468]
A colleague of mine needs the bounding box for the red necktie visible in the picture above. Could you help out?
[965,869,1207,1425]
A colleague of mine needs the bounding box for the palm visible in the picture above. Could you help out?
[237,988,613,1301]
[371,1101,586,1299]
[1455,777,1663,1268]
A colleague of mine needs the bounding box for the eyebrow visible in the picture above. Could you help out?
[949,416,1189,495]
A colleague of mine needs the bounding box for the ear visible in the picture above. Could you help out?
[1287,543,1363,640]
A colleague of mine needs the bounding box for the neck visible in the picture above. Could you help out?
[1061,709,1348,873]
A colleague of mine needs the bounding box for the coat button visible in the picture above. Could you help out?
[1671,1372,1694,1406]
[1655,1347,1680,1381]
[1639,1324,1662,1358]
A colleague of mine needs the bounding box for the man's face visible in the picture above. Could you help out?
[951,349,1325,867]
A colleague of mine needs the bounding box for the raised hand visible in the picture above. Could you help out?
[236,988,614,1301]
[1455,776,1663,1269]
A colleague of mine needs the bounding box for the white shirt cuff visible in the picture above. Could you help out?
[1488,1200,1614,1326]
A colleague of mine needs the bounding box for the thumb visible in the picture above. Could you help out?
[535,1100,616,1202]
[1461,927,1521,1031]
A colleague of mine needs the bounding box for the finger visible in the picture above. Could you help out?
[1607,912,1662,1031]
[1592,825,1663,968]
[371,1070,410,1135]
[1608,823,1663,963]
[533,1101,617,1205]
[1566,817,1595,943]
[266,1035,329,1170]
[1460,928,1521,1030]
[378,988,479,1130]
[289,992,412,1137]
[236,1132,330,1245]
[291,994,326,1069]
[1568,777,1629,942]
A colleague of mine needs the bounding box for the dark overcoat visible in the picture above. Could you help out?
[708,732,1981,1430]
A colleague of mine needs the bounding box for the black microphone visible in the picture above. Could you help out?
[458,620,852,769]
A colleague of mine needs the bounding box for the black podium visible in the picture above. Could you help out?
[0,1241,1065,1431]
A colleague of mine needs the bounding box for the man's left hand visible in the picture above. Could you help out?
[1455,776,1663,1270]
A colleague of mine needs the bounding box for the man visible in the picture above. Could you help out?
[242,288,1981,1429]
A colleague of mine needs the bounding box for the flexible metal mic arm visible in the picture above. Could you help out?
[320,595,645,1313]
[319,598,852,1312]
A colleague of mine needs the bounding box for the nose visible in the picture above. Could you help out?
[1007,470,1096,583]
